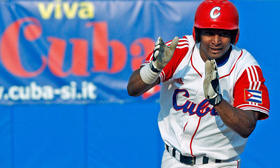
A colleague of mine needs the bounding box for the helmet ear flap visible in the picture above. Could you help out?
[193,27,200,43]
[192,27,196,42]
[234,29,239,45]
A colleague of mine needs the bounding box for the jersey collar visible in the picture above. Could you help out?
[191,43,240,78]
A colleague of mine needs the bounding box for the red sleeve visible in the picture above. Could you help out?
[233,65,270,120]
[160,37,190,82]
[143,52,153,64]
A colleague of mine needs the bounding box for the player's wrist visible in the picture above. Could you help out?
[150,62,162,73]
[208,94,222,106]
[140,63,161,84]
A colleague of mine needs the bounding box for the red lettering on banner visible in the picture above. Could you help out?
[87,22,108,72]
[47,38,90,77]
[142,85,161,99]
[109,40,127,73]
[0,17,47,77]
[87,22,127,73]
[0,17,151,78]
[70,39,89,76]
[130,38,154,70]
[47,37,70,77]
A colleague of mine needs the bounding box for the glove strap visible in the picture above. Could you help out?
[208,94,222,106]
[150,62,161,73]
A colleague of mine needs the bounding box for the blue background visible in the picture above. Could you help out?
[0,0,279,168]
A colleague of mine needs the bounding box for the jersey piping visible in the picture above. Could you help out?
[220,50,243,79]
[190,46,202,78]
[190,117,201,157]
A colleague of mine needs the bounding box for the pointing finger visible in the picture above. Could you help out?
[169,36,179,52]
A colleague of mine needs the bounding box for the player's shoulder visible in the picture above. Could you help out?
[232,45,259,67]
[231,45,264,79]
[164,35,194,60]
[160,35,194,82]
[165,35,195,50]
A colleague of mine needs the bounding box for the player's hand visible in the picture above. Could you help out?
[150,36,179,72]
[203,60,222,106]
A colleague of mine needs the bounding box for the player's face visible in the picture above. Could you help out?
[199,29,232,61]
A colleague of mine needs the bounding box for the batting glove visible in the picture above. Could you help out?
[203,60,222,106]
[150,36,179,72]
[140,36,178,84]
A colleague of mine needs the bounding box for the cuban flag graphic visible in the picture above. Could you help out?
[245,89,262,104]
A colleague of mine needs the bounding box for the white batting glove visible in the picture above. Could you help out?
[203,60,222,106]
[150,36,179,72]
[140,36,178,84]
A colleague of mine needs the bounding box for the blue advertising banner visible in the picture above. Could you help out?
[1,0,193,104]
[0,0,204,104]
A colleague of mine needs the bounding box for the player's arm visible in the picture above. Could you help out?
[213,100,258,138]
[127,36,178,97]
[127,68,160,96]
[203,60,264,138]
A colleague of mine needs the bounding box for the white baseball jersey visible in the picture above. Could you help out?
[143,35,270,160]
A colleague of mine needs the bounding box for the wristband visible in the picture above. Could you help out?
[140,64,160,84]
[208,94,222,106]
[149,62,161,73]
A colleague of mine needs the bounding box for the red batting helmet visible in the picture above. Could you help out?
[193,0,239,44]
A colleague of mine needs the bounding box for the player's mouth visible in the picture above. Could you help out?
[209,47,223,54]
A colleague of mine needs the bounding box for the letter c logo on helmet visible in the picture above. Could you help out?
[210,7,221,19]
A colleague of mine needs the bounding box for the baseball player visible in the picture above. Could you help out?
[127,0,270,167]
